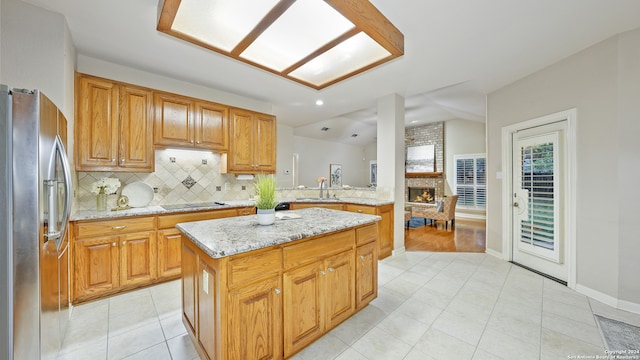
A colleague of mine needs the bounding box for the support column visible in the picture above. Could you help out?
[376,94,405,253]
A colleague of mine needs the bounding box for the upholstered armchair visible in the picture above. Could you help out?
[411,195,459,230]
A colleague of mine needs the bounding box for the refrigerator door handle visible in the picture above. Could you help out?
[55,135,72,244]
[44,135,72,243]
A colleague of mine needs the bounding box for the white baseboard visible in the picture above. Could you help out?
[618,299,640,315]
[392,247,406,256]
[455,212,486,220]
[485,248,506,260]
[575,284,640,315]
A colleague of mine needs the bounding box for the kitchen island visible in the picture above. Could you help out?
[177,207,380,360]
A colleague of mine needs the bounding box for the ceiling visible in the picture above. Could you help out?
[22,0,640,146]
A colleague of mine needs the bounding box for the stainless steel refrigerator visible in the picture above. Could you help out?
[1,85,72,359]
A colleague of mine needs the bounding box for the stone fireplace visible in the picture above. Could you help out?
[408,187,436,204]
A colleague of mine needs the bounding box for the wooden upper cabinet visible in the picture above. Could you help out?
[76,75,119,170]
[154,92,229,151]
[154,92,194,148]
[75,74,153,172]
[195,101,228,151]
[119,86,154,170]
[225,108,276,174]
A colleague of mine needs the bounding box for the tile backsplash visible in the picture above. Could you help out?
[76,149,254,211]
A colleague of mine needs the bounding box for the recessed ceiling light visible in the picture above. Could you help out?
[315,100,324,106]
[410,120,418,123]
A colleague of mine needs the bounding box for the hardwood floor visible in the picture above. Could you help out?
[404,218,486,252]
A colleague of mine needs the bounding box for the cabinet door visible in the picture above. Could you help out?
[74,236,119,299]
[228,108,254,172]
[76,75,119,170]
[198,260,219,360]
[356,242,377,309]
[283,261,325,357]
[228,276,282,360]
[119,85,154,171]
[182,242,198,334]
[324,251,355,329]
[195,101,228,151]
[120,231,156,287]
[157,228,182,279]
[154,92,194,147]
[377,205,394,259]
[254,113,276,173]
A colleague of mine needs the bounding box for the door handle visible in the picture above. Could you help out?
[513,202,519,207]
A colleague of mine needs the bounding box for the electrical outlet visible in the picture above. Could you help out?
[153,187,159,193]
[284,169,290,174]
[241,185,246,190]
[216,186,222,191]
[169,157,176,163]
[202,159,207,165]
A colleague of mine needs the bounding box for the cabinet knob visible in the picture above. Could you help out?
[196,141,200,144]
[359,255,365,260]
[274,288,281,295]
[112,225,126,230]
[320,270,326,276]
[357,210,363,213]
[191,140,194,144]
[122,241,126,245]
[111,158,115,162]
[328,267,334,272]
[121,158,125,163]
[112,242,116,247]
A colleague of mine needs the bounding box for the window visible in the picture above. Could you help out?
[454,154,486,208]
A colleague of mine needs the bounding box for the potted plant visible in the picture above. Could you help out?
[254,174,278,225]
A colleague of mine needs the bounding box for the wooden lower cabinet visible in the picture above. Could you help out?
[157,228,183,279]
[74,230,155,301]
[282,249,355,357]
[228,275,282,360]
[345,203,394,259]
[356,241,378,309]
[181,242,198,334]
[181,223,378,360]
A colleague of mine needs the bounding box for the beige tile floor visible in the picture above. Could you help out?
[58,251,640,360]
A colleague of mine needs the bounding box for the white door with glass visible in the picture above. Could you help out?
[512,121,567,281]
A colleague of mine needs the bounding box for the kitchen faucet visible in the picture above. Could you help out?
[319,179,330,199]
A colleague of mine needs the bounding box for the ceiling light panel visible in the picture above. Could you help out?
[240,0,355,71]
[158,0,404,89]
[289,32,391,86]
[171,0,279,52]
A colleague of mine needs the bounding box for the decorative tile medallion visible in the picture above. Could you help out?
[182,175,197,189]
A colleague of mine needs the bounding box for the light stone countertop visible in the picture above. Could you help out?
[70,198,393,221]
[177,207,381,259]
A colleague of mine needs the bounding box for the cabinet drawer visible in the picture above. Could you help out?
[283,230,354,270]
[158,209,237,229]
[75,217,155,238]
[345,204,376,215]
[236,207,256,216]
[356,224,378,246]
[228,249,282,287]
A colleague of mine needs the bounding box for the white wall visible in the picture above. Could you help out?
[293,136,369,188]
[77,55,271,114]
[444,119,486,196]
[1,0,74,117]
[276,123,294,187]
[487,28,640,310]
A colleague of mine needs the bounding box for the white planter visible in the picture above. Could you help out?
[256,208,276,225]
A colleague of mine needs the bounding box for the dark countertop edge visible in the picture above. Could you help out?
[177,209,382,259]
[70,198,394,221]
